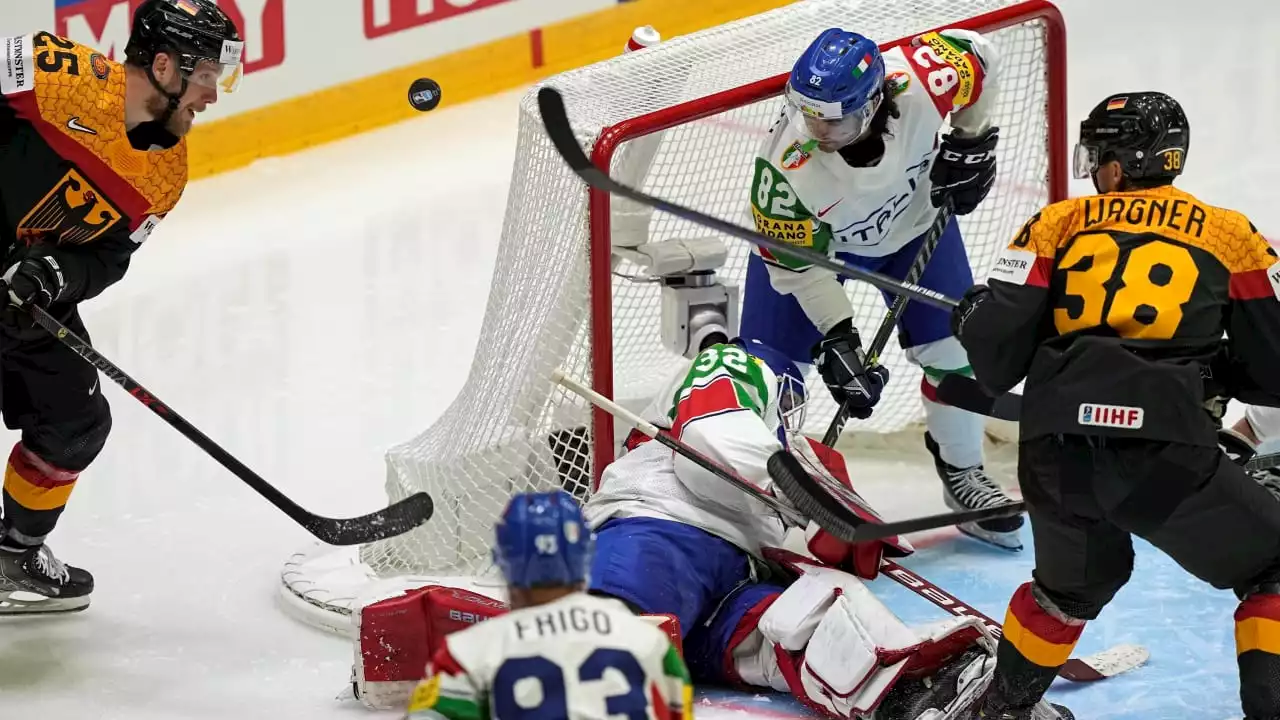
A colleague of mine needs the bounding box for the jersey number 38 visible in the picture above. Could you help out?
[494,649,652,720]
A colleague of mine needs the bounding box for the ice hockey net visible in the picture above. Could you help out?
[279,0,1066,631]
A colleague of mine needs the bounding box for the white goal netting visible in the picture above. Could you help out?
[280,0,1064,627]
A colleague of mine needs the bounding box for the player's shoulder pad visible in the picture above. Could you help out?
[988,198,1078,288]
[1011,197,1080,254]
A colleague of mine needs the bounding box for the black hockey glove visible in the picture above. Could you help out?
[930,126,999,215]
[2,255,65,309]
[950,284,992,342]
[811,321,890,420]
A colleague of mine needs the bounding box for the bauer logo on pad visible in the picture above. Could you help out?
[1078,403,1143,429]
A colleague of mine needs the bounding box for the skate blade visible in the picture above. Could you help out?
[958,523,1023,551]
[0,589,89,615]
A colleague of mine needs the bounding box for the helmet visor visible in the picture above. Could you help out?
[786,82,881,149]
[1073,141,1100,180]
[185,39,244,93]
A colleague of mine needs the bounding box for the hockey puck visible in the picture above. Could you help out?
[408,78,442,112]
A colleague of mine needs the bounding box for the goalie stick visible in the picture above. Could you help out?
[28,305,434,546]
[822,200,952,446]
[553,368,1023,543]
[879,558,1150,682]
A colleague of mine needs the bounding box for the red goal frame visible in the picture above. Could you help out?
[585,0,1069,482]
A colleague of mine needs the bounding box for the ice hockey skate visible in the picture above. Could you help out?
[0,540,94,615]
[926,432,1024,550]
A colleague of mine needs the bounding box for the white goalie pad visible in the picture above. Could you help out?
[732,563,992,719]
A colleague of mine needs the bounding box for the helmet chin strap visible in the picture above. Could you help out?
[145,62,187,125]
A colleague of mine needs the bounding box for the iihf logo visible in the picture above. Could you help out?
[1078,403,1144,429]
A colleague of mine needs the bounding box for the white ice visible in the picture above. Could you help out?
[1,0,1276,717]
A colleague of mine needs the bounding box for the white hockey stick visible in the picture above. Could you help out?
[880,559,1149,682]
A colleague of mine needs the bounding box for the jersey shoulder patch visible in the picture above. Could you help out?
[901,32,986,117]
[1,35,35,96]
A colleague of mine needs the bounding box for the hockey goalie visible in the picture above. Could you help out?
[352,338,1070,718]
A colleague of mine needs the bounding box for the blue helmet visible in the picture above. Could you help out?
[786,29,885,150]
[736,337,807,438]
[492,489,593,589]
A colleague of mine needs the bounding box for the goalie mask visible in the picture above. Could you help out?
[736,338,807,439]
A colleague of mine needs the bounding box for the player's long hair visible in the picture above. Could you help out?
[870,85,902,138]
[838,85,901,166]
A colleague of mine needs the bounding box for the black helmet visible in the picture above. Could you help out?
[125,0,243,96]
[1074,92,1189,185]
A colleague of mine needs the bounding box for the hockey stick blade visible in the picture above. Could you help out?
[536,87,956,311]
[880,559,1149,682]
[935,374,1021,421]
[29,305,435,546]
[767,451,1023,542]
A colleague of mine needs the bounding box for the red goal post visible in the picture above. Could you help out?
[585,0,1069,483]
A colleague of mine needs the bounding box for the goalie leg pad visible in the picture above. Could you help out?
[726,561,990,719]
[354,585,507,709]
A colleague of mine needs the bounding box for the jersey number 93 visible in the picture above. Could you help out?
[494,649,651,720]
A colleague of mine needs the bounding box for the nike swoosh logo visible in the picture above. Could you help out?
[67,117,96,135]
[89,377,99,396]
[817,199,842,218]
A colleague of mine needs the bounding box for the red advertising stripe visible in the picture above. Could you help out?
[364,0,517,40]
[530,27,544,69]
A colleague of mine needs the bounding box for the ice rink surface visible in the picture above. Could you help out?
[3,0,1279,716]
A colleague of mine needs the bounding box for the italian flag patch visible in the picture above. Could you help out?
[852,53,873,78]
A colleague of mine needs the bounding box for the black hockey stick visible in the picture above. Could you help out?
[553,368,1019,543]
[537,87,958,311]
[28,305,434,546]
[822,200,952,446]
[766,450,1023,542]
[934,374,1022,421]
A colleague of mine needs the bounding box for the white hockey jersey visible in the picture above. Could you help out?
[750,29,999,334]
[405,592,691,720]
[584,343,799,555]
